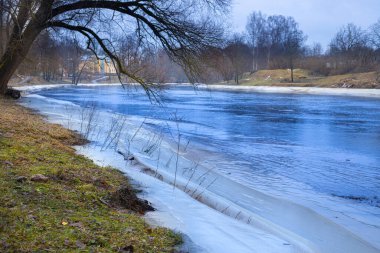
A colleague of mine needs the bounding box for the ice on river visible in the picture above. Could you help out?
[18,84,380,253]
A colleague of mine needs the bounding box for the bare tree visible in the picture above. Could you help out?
[246,14,306,82]
[266,15,288,68]
[370,19,380,49]
[116,35,186,83]
[309,43,323,57]
[199,46,233,83]
[329,23,373,73]
[37,32,61,81]
[0,0,4,56]
[282,17,306,82]
[0,0,229,96]
[117,33,143,81]
[224,34,252,84]
[61,37,85,84]
[330,24,368,54]
[246,11,266,72]
[369,19,380,81]
[0,0,12,57]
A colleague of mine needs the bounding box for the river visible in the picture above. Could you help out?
[20,84,380,253]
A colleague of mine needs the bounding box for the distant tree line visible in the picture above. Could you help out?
[1,2,380,87]
[202,12,306,84]
[10,30,188,84]
[312,22,380,77]
[201,12,380,84]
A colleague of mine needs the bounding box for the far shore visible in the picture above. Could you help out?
[201,84,380,98]
[13,82,380,99]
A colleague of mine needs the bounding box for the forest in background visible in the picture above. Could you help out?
[1,4,380,86]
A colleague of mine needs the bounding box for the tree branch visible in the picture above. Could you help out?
[47,20,160,101]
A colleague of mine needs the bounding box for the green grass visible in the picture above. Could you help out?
[0,99,181,252]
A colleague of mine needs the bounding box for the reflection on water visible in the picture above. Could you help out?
[38,85,380,206]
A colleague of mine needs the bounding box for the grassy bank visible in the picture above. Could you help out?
[224,69,380,89]
[0,98,181,252]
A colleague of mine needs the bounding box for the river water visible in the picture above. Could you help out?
[24,84,380,252]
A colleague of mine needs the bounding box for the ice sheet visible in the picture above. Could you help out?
[18,87,380,253]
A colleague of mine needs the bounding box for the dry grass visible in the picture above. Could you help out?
[229,69,380,88]
[313,72,379,88]
[236,69,313,86]
[0,98,181,252]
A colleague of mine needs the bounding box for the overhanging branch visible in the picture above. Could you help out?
[47,20,160,101]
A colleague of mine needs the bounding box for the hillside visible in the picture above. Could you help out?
[226,70,380,89]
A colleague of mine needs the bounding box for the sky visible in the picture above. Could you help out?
[231,0,380,49]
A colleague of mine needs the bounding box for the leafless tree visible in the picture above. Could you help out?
[308,43,323,57]
[0,0,13,57]
[369,19,380,81]
[0,0,229,96]
[370,19,380,49]
[329,23,373,74]
[265,15,287,68]
[329,24,368,55]
[245,14,306,82]
[246,11,267,72]
[61,37,86,84]
[116,35,188,84]
[224,35,252,84]
[281,17,306,82]
[198,46,231,83]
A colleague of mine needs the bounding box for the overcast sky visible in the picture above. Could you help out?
[231,0,380,49]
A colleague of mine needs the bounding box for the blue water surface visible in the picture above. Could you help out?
[37,85,380,206]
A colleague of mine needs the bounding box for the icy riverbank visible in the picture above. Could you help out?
[17,85,380,253]
[15,83,380,98]
[199,84,380,98]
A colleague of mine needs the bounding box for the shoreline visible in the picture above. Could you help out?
[14,83,380,98]
[200,84,380,98]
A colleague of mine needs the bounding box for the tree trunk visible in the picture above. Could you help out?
[0,29,41,95]
[290,57,294,83]
[0,50,23,94]
[0,49,27,94]
[291,67,294,83]
[255,47,259,71]
[0,0,3,57]
[252,47,255,73]
[267,47,271,69]
[0,1,54,95]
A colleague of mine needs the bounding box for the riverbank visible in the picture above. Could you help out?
[12,82,380,99]
[9,70,380,90]
[202,84,380,98]
[221,70,380,89]
[0,98,181,252]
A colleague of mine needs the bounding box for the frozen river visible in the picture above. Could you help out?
[21,84,380,253]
